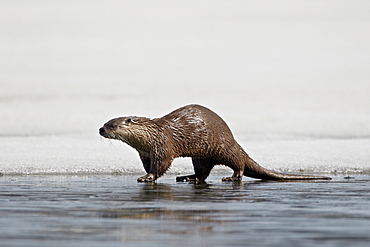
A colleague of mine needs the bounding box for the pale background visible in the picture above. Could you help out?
[1,0,369,175]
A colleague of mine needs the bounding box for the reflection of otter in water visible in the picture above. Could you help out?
[99,104,331,182]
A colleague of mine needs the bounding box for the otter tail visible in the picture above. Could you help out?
[243,158,331,180]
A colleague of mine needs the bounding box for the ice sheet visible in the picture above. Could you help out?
[1,1,369,176]
[1,135,369,176]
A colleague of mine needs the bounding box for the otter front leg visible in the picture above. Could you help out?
[222,170,244,182]
[139,153,151,173]
[137,173,157,182]
[137,156,173,183]
[137,154,156,182]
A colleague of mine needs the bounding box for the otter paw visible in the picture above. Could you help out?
[176,177,189,182]
[221,177,241,182]
[221,177,232,182]
[176,175,197,182]
[137,174,156,182]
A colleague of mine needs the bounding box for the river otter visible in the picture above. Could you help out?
[99,104,331,182]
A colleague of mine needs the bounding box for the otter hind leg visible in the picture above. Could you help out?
[176,174,197,182]
[221,170,244,182]
[176,158,216,182]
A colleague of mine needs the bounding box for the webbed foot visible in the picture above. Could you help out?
[221,176,242,182]
[176,174,208,184]
[176,174,197,182]
[137,173,157,182]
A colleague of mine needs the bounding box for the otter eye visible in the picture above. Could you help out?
[125,118,132,124]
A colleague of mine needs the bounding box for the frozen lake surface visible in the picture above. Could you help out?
[1,134,370,176]
[1,174,370,247]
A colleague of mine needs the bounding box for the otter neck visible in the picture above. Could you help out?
[124,134,151,154]
[123,122,162,155]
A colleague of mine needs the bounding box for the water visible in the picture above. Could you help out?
[1,175,370,247]
[1,1,370,246]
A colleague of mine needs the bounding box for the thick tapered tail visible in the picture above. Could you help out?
[243,157,331,180]
[245,169,332,180]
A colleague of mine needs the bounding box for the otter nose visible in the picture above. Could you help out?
[99,127,105,135]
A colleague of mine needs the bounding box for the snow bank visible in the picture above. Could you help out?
[1,135,369,176]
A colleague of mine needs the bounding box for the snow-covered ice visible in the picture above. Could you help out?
[1,0,369,176]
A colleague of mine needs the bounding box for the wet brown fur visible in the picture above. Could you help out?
[99,104,331,182]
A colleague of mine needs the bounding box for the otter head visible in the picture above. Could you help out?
[99,116,153,152]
